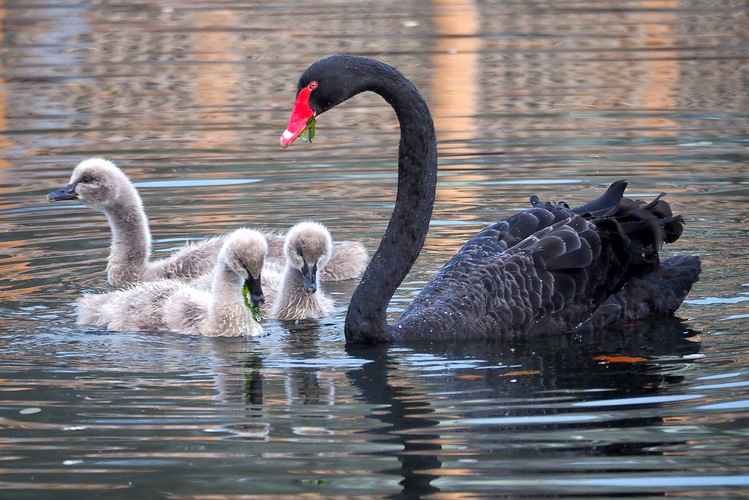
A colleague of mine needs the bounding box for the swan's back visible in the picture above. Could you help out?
[77,279,182,331]
[144,235,226,282]
[396,184,694,341]
[317,241,367,281]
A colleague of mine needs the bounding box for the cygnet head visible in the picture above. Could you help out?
[220,228,268,307]
[284,221,333,294]
[47,158,135,212]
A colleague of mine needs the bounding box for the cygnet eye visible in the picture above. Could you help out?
[240,262,253,278]
[78,174,94,184]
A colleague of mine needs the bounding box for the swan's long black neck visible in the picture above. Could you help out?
[343,60,437,344]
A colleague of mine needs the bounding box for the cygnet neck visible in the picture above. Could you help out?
[104,185,152,285]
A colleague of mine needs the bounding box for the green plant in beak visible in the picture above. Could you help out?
[242,282,262,323]
[299,116,316,142]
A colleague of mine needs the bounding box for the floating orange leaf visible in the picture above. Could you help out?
[594,356,648,363]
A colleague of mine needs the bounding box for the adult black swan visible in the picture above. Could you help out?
[280,55,700,344]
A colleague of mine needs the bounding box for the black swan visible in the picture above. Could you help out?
[280,55,701,344]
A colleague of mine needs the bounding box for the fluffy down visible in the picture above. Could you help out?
[76,228,266,337]
[48,158,367,286]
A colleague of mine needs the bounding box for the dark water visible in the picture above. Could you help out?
[2,0,749,498]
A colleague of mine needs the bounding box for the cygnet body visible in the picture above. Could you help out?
[265,221,335,320]
[47,158,222,286]
[77,229,266,337]
[265,232,367,282]
[48,158,367,286]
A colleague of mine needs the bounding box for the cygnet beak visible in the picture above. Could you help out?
[301,262,318,295]
[245,275,265,307]
[47,183,79,202]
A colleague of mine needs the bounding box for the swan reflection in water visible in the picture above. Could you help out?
[198,317,701,496]
[344,317,702,497]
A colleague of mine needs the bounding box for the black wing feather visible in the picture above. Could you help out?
[396,182,700,342]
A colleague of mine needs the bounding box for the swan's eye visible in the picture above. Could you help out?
[309,81,318,90]
[79,174,94,184]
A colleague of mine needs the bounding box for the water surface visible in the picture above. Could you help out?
[1,0,748,498]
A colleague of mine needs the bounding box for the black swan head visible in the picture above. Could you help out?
[281,55,421,148]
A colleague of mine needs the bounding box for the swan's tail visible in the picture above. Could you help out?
[530,180,628,217]
[574,202,697,330]
[532,181,684,243]
[597,189,685,282]
[574,255,701,332]
[571,180,628,216]
[617,254,701,321]
[524,183,695,333]
[530,182,687,284]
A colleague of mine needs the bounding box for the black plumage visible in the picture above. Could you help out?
[282,55,700,344]
[399,182,695,341]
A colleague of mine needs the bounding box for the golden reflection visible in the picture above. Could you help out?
[431,0,490,232]
[432,0,481,149]
[191,10,242,149]
[0,241,43,302]
[629,0,680,136]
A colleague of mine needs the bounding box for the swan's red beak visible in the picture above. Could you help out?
[280,86,315,148]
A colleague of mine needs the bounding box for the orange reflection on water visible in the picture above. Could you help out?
[191,9,243,150]
[0,241,43,302]
[432,0,481,149]
[628,0,680,136]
